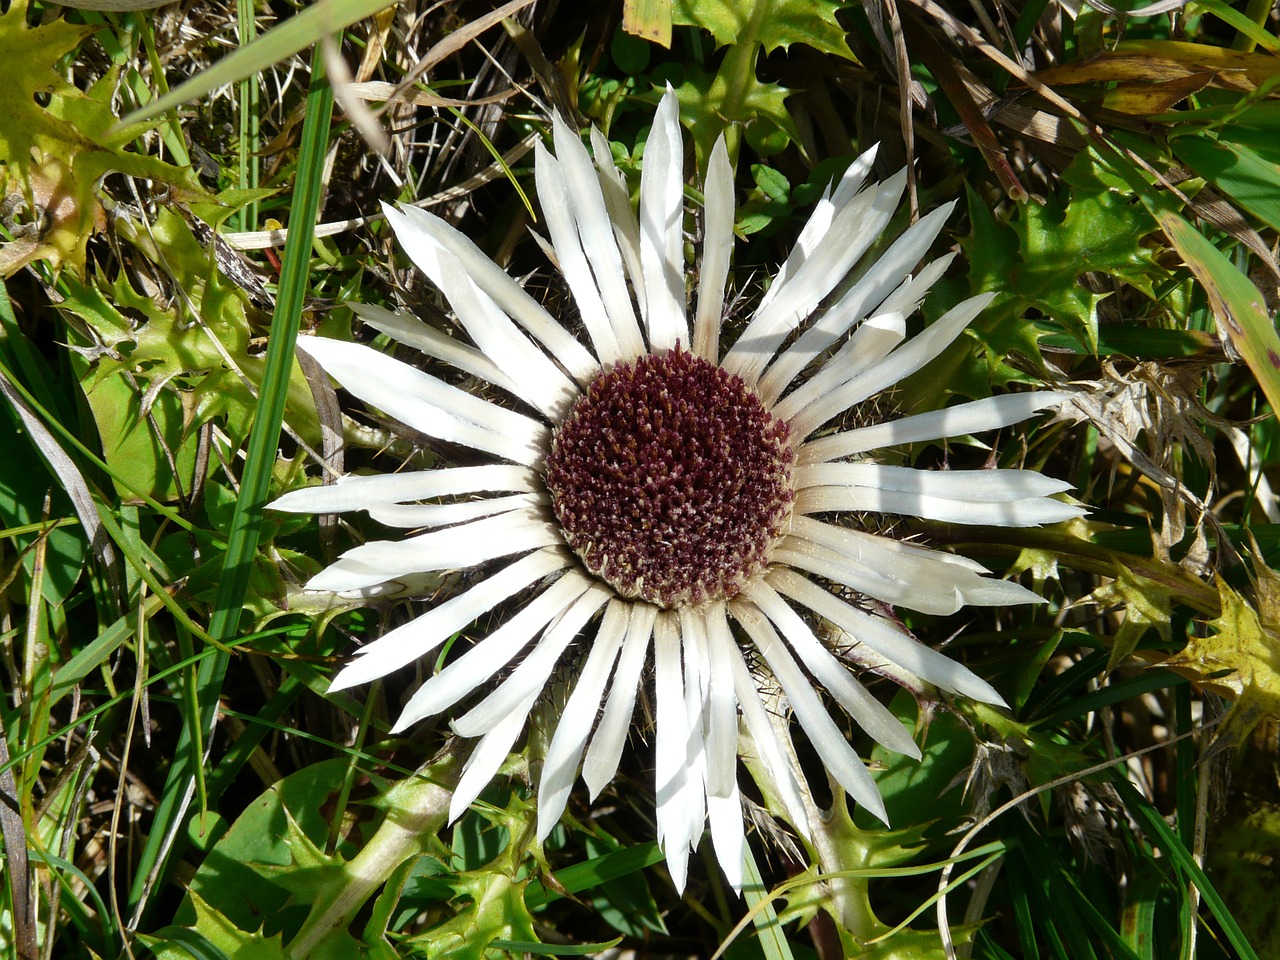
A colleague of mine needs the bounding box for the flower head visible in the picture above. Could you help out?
[270,91,1082,891]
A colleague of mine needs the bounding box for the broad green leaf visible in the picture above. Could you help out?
[673,0,857,59]
[1172,134,1280,232]
[661,60,800,170]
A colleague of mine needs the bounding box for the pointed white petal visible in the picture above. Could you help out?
[779,293,994,437]
[639,89,689,350]
[348,302,525,401]
[386,203,599,384]
[795,482,1085,526]
[743,581,920,759]
[800,392,1070,463]
[762,310,907,410]
[535,143,624,365]
[391,571,594,731]
[327,548,569,691]
[708,787,746,893]
[411,240,578,420]
[449,704,532,822]
[732,602,888,825]
[653,612,689,848]
[694,136,734,364]
[590,125,648,326]
[756,146,879,315]
[536,601,630,841]
[724,170,908,384]
[551,118,646,359]
[877,252,956,318]
[757,203,954,405]
[726,634,810,833]
[365,493,542,529]
[307,509,560,591]
[702,606,740,799]
[297,336,549,465]
[778,516,1048,612]
[452,583,612,737]
[679,611,710,850]
[796,463,1074,501]
[582,603,657,797]
[768,567,1007,705]
[269,464,538,514]
[773,534,965,616]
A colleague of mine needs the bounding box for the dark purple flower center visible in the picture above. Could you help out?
[545,347,796,609]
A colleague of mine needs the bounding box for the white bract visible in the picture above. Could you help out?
[270,90,1082,893]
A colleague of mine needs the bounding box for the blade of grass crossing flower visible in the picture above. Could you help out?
[737,846,795,960]
[1112,776,1260,960]
[125,48,334,921]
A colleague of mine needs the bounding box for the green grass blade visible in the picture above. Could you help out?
[125,45,334,921]
[1112,776,1260,960]
[741,845,795,960]
[1173,134,1280,232]
[118,0,391,127]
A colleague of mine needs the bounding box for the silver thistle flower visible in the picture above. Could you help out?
[270,90,1081,891]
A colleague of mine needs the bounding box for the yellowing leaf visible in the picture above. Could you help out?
[1153,207,1280,419]
[673,0,857,59]
[1163,578,1280,748]
[0,4,198,274]
[623,0,672,47]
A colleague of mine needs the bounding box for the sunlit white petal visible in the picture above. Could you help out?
[349,302,525,401]
[450,705,533,822]
[365,493,541,529]
[757,202,954,405]
[725,169,907,384]
[732,602,888,824]
[767,567,1006,704]
[535,143,625,364]
[639,89,688,350]
[452,583,612,737]
[270,464,538,515]
[550,116,646,358]
[386,203,599,383]
[297,336,548,465]
[329,548,569,691]
[743,581,921,759]
[536,601,631,841]
[694,136,734,363]
[309,509,559,591]
[392,571,595,731]
[800,392,1069,463]
[582,604,657,797]
[778,293,995,435]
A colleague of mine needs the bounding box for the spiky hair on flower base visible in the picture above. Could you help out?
[269,89,1081,892]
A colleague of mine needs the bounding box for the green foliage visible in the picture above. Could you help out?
[4,0,1279,958]
[672,0,857,59]
[0,3,199,274]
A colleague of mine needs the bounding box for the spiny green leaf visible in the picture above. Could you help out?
[0,5,198,274]
[673,0,857,59]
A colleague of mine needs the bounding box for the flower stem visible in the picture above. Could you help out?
[287,756,457,957]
